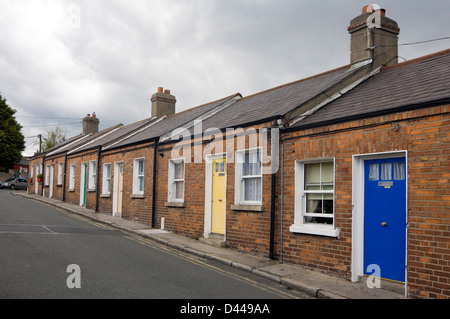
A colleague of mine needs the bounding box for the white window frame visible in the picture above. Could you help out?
[290,158,339,237]
[30,165,34,180]
[69,164,76,190]
[45,165,50,186]
[168,158,185,202]
[89,160,96,190]
[57,162,63,185]
[102,163,112,195]
[235,147,263,205]
[132,158,145,195]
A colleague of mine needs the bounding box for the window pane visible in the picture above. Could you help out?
[305,163,320,185]
[381,163,392,180]
[323,193,334,214]
[139,176,144,192]
[306,193,322,213]
[175,181,184,199]
[304,216,333,225]
[174,162,184,179]
[243,151,261,176]
[394,162,405,180]
[369,164,379,180]
[244,177,261,201]
[138,160,144,175]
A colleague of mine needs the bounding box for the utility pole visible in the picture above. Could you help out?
[38,134,42,153]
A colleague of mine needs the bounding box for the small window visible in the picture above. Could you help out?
[168,159,185,202]
[102,164,112,194]
[235,148,262,205]
[394,162,405,180]
[45,165,50,186]
[369,164,379,180]
[133,158,145,195]
[69,164,76,190]
[290,159,339,237]
[89,161,96,189]
[380,163,392,180]
[57,162,63,185]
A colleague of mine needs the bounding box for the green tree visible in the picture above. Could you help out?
[40,126,67,152]
[0,94,25,172]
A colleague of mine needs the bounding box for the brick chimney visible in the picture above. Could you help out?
[348,5,400,69]
[82,112,99,134]
[151,87,176,118]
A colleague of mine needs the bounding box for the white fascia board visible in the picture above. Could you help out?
[67,126,122,154]
[102,116,165,150]
[159,95,239,143]
[46,134,92,157]
[289,66,381,126]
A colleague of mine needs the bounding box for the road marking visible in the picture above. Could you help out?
[127,235,301,299]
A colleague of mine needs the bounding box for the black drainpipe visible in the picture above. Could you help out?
[62,151,68,202]
[95,145,102,212]
[269,167,277,260]
[41,155,46,197]
[151,138,158,228]
[269,120,282,260]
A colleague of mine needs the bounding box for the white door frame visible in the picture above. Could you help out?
[204,153,227,239]
[351,150,408,295]
[49,165,54,198]
[112,161,124,217]
[79,162,87,206]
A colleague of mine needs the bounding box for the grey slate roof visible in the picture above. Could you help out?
[46,124,122,156]
[292,49,450,129]
[195,65,360,135]
[69,117,157,154]
[109,94,241,149]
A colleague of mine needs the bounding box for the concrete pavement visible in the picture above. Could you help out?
[14,191,406,299]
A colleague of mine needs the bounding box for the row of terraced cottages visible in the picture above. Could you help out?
[28,7,449,299]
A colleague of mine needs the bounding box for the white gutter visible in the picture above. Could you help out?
[46,134,92,157]
[68,126,122,154]
[159,95,240,143]
[102,115,165,150]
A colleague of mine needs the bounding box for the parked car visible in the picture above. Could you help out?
[0,177,28,190]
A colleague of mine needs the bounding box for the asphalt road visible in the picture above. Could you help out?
[0,190,308,301]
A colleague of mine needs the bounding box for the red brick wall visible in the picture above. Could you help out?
[279,105,449,299]
[153,123,277,257]
[98,142,155,225]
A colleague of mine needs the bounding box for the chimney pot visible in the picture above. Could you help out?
[348,5,399,68]
[151,88,176,118]
[82,113,100,134]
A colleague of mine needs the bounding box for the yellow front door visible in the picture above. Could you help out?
[211,158,226,234]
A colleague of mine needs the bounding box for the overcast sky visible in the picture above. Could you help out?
[0,0,448,156]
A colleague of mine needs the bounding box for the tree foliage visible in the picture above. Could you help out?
[0,94,25,172]
[40,126,67,152]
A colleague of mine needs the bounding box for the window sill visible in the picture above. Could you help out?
[131,194,145,199]
[87,189,96,193]
[68,189,75,192]
[289,224,339,237]
[166,202,185,208]
[100,194,111,198]
[231,204,264,212]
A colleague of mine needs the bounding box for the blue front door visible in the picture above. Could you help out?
[364,157,406,282]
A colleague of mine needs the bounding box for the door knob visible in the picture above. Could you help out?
[218,199,222,202]
[381,222,387,226]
